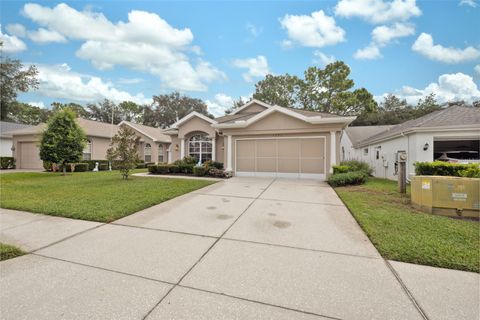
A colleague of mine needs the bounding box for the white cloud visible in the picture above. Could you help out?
[280,10,345,48]
[246,23,262,38]
[412,33,480,63]
[354,44,382,59]
[28,28,67,43]
[28,101,46,108]
[0,25,27,53]
[335,0,421,24]
[475,64,480,76]
[372,22,415,45]
[384,72,480,104]
[117,77,145,84]
[34,63,151,105]
[233,55,271,82]
[206,93,235,116]
[460,0,477,7]
[313,50,335,65]
[6,23,27,37]
[22,3,224,92]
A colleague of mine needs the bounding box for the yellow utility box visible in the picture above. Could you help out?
[411,176,480,219]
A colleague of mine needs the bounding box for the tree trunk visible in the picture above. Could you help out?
[63,163,66,176]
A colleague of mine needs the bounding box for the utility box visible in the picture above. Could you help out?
[411,176,480,219]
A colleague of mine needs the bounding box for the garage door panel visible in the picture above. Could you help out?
[277,139,299,157]
[20,142,43,169]
[256,140,276,157]
[256,157,276,172]
[301,139,324,158]
[278,158,300,173]
[237,140,255,155]
[301,159,324,174]
[237,158,255,172]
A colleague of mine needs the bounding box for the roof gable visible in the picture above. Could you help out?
[230,99,272,115]
[170,111,217,128]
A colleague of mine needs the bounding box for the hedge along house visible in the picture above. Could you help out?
[164,99,356,180]
[342,105,480,181]
[10,118,170,169]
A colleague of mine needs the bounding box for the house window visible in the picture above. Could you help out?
[188,134,212,163]
[83,139,92,160]
[144,143,152,163]
[158,144,164,163]
[363,148,369,156]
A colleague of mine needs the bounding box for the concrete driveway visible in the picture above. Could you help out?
[1,177,478,320]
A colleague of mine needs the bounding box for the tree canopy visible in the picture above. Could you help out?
[39,109,86,174]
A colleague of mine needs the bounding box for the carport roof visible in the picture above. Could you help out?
[355,105,480,147]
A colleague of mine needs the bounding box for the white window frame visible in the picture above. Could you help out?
[158,144,164,163]
[83,139,92,160]
[144,143,152,163]
[188,134,212,163]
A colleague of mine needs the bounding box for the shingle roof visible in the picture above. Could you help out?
[345,125,395,146]
[355,106,480,147]
[121,121,171,142]
[214,105,342,124]
[0,121,34,138]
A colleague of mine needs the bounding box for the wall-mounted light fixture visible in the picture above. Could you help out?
[175,144,179,151]
[423,142,429,151]
[11,146,15,152]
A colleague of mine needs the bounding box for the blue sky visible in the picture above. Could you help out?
[1,0,479,116]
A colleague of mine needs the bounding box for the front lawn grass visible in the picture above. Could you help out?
[0,170,214,222]
[0,243,25,261]
[335,178,479,273]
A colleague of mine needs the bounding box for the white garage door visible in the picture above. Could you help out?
[19,142,43,169]
[235,137,326,179]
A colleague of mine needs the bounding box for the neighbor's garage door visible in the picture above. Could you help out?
[236,137,326,179]
[19,142,43,169]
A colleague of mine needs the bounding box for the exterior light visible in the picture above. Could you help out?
[175,144,179,151]
[423,143,429,151]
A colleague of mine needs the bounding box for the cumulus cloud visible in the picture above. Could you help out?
[28,28,67,43]
[246,23,262,38]
[313,50,335,65]
[6,23,27,37]
[280,10,345,48]
[382,73,480,104]
[412,33,480,63]
[34,63,151,105]
[21,3,224,91]
[460,0,477,7]
[354,44,382,59]
[475,64,480,76]
[206,93,251,116]
[335,0,421,24]
[28,101,46,108]
[233,55,271,82]
[372,22,415,45]
[0,25,27,53]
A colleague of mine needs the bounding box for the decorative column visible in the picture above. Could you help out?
[168,145,172,163]
[226,135,233,171]
[180,138,185,159]
[330,131,336,173]
[211,136,216,161]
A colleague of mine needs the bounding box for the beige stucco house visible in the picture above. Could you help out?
[10,99,355,180]
[165,100,355,180]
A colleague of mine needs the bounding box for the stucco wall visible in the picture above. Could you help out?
[178,117,215,138]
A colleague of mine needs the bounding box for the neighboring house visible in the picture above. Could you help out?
[164,99,355,180]
[341,125,394,162]
[0,121,34,157]
[342,106,480,180]
[10,99,355,180]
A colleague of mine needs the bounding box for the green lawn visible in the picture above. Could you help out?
[335,178,479,273]
[0,243,25,261]
[0,170,215,222]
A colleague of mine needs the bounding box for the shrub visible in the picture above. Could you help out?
[193,166,207,176]
[147,164,157,174]
[328,171,367,187]
[169,165,180,174]
[332,165,350,174]
[98,163,109,171]
[0,157,15,169]
[155,164,171,174]
[60,163,89,172]
[208,167,225,178]
[203,160,224,170]
[43,161,53,171]
[177,163,194,174]
[414,161,480,178]
[182,156,198,166]
[339,160,372,175]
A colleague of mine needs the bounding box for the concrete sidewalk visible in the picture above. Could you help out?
[1,177,478,320]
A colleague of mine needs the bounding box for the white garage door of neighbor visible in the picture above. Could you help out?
[235,137,326,179]
[19,142,43,169]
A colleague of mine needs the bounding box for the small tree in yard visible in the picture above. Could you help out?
[107,126,140,180]
[40,109,86,175]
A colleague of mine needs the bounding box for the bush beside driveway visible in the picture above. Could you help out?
[0,170,215,222]
[335,178,479,273]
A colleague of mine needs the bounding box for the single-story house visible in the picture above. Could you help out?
[0,121,34,157]
[164,99,355,179]
[340,105,480,180]
[10,99,355,179]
